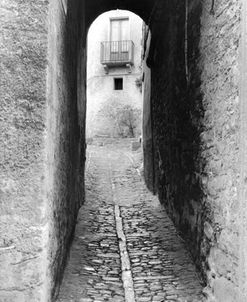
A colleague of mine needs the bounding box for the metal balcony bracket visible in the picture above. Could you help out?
[126,63,132,73]
[103,64,109,74]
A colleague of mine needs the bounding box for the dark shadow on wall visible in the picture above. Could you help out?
[47,0,86,299]
[147,0,207,281]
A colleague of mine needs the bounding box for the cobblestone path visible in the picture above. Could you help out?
[57,140,205,302]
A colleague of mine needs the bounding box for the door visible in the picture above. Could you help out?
[110,18,129,61]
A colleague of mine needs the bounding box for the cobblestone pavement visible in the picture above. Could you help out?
[57,139,205,302]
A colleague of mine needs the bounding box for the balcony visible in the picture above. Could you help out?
[100,40,134,71]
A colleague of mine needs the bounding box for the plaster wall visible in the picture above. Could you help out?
[0,0,86,300]
[46,0,86,299]
[1,0,246,301]
[0,1,49,300]
[86,10,143,138]
[142,30,154,192]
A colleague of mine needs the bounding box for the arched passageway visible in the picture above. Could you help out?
[0,1,246,301]
[86,10,144,139]
[56,9,204,302]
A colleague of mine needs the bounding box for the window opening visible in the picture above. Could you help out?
[114,78,123,90]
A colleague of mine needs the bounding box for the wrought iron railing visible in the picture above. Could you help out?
[100,40,134,66]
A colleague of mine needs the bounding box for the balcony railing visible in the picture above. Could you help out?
[100,40,134,67]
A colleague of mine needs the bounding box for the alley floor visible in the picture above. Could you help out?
[57,139,205,302]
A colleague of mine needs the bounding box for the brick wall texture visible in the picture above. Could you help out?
[143,0,242,300]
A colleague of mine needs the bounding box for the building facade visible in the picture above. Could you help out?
[86,10,143,138]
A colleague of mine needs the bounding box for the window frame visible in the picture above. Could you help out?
[114,77,123,90]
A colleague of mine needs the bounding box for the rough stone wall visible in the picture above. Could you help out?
[0,1,49,301]
[199,1,241,300]
[46,0,86,300]
[0,0,86,300]
[0,0,244,300]
[142,29,154,193]
[144,0,242,300]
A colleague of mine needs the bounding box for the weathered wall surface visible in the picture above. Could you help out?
[143,0,242,300]
[0,0,86,300]
[142,30,154,192]
[0,0,245,300]
[87,74,142,137]
[46,0,86,300]
[86,10,142,138]
[0,1,49,301]
[199,1,241,300]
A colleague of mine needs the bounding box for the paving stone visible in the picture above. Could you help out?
[57,140,205,302]
[138,297,151,302]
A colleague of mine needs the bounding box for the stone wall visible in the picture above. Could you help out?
[143,0,242,300]
[199,1,241,300]
[0,0,244,300]
[0,0,49,301]
[142,29,154,193]
[0,0,86,300]
[46,0,87,299]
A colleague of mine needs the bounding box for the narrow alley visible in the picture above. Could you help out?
[1,1,246,300]
[57,139,204,302]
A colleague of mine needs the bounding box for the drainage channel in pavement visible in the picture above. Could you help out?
[57,142,205,302]
[109,154,136,302]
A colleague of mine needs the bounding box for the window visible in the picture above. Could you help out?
[114,78,123,90]
[110,18,130,62]
[110,18,129,42]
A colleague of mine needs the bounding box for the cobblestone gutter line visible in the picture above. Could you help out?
[115,205,135,302]
[108,154,136,302]
[57,143,204,301]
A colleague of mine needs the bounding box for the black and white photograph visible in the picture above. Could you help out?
[0,1,245,301]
